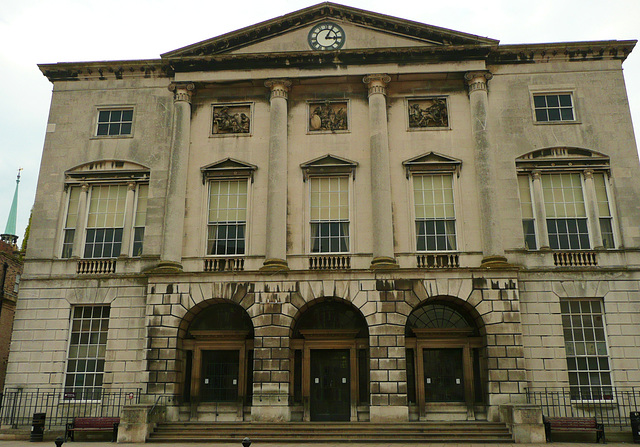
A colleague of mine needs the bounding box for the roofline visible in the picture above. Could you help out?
[161,2,498,58]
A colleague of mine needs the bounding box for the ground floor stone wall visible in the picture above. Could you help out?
[4,269,640,423]
[519,272,640,390]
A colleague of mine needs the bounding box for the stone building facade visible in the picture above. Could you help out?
[4,2,640,428]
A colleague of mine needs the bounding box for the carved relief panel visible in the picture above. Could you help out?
[407,97,449,130]
[308,101,349,132]
[212,104,252,135]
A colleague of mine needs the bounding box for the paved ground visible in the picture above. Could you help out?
[0,442,637,447]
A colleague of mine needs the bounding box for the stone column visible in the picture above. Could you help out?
[363,74,398,269]
[583,169,604,249]
[120,182,136,257]
[158,82,194,270]
[71,183,89,258]
[465,71,509,268]
[261,79,291,271]
[531,171,550,249]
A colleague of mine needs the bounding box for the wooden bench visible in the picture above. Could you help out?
[65,417,120,442]
[544,416,606,443]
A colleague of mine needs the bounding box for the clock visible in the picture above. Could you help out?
[308,22,345,51]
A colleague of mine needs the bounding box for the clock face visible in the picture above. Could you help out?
[308,22,345,51]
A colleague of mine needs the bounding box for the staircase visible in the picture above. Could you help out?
[147,421,514,443]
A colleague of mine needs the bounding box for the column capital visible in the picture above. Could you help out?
[168,82,195,103]
[584,169,594,178]
[531,170,541,180]
[80,182,90,192]
[265,79,292,100]
[363,74,391,97]
[464,71,493,93]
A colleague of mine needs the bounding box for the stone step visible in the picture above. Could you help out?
[147,422,513,443]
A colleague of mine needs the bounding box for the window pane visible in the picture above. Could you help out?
[309,177,350,253]
[560,299,612,400]
[96,109,133,136]
[534,94,574,122]
[65,306,109,400]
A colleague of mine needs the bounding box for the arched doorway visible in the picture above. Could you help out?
[290,299,369,422]
[405,300,486,420]
[181,302,254,414]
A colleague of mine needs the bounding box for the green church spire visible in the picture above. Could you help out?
[2,168,22,244]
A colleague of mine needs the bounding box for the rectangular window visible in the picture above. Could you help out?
[65,306,110,400]
[132,184,148,257]
[593,173,615,249]
[413,174,456,251]
[518,175,537,249]
[96,109,133,136]
[84,185,127,258]
[533,94,575,122]
[542,173,590,250]
[560,299,612,400]
[62,186,81,258]
[310,177,349,253]
[207,180,247,255]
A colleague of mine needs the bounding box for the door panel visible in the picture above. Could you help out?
[423,348,464,402]
[310,349,350,421]
[201,350,239,402]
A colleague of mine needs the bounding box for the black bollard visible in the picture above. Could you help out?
[242,437,252,447]
[54,437,64,447]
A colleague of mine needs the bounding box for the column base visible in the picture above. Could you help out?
[148,261,183,273]
[370,256,399,270]
[480,255,512,269]
[260,258,290,272]
[369,405,409,422]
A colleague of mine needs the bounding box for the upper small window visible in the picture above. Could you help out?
[533,94,575,122]
[96,109,133,136]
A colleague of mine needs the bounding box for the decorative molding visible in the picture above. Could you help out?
[265,79,292,100]
[363,74,391,97]
[168,82,195,103]
[300,154,358,181]
[402,152,462,178]
[516,147,610,172]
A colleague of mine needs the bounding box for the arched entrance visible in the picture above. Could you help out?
[181,302,254,415]
[405,299,486,420]
[290,299,369,422]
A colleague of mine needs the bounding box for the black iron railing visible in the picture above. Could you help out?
[0,388,141,429]
[527,387,640,429]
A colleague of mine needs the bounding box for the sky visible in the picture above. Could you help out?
[1,0,639,244]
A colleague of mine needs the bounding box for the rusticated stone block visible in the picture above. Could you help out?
[371,394,389,405]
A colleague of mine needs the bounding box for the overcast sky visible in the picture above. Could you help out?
[1,0,639,243]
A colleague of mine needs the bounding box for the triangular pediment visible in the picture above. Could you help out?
[201,158,258,183]
[162,3,497,58]
[301,154,358,180]
[402,152,462,177]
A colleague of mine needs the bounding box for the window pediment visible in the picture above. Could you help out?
[402,152,462,178]
[300,154,358,181]
[201,158,257,184]
[65,160,149,184]
[516,147,609,172]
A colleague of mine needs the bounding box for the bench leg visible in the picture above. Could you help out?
[112,423,119,442]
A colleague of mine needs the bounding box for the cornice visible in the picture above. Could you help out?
[490,39,636,64]
[38,59,166,83]
[37,39,636,83]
